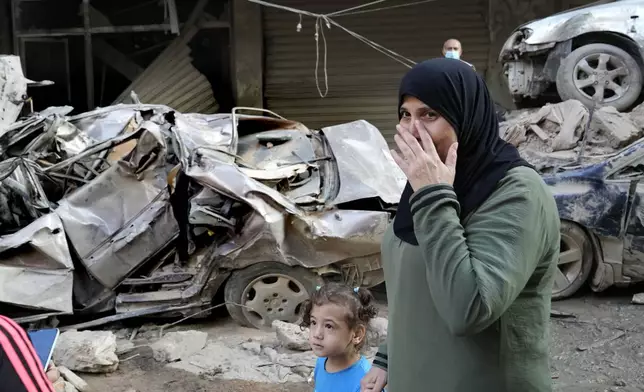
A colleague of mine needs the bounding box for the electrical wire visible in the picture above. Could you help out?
[245,0,425,97]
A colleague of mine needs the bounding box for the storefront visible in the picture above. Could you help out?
[262,0,491,144]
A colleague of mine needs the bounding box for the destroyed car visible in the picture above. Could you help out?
[0,103,404,330]
[499,0,644,111]
[543,134,644,299]
[499,99,644,299]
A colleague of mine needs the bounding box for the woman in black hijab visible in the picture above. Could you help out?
[361,58,560,392]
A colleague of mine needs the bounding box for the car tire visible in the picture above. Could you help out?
[552,220,594,301]
[556,43,642,111]
[224,262,322,329]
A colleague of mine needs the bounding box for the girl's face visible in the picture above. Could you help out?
[399,95,457,162]
[308,303,365,358]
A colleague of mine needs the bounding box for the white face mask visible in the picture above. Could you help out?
[444,50,460,60]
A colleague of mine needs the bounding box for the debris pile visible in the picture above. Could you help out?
[150,330,208,362]
[47,361,92,392]
[500,99,644,172]
[53,330,119,373]
[94,317,387,383]
[273,320,310,351]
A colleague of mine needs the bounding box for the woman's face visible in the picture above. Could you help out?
[399,96,457,162]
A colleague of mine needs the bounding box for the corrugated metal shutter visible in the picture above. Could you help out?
[263,0,489,145]
[114,26,219,114]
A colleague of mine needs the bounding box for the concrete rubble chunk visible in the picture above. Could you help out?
[116,339,135,355]
[53,379,66,392]
[53,330,119,373]
[632,293,644,305]
[272,351,317,368]
[272,320,310,351]
[58,366,91,392]
[629,101,644,130]
[500,99,644,172]
[170,340,280,382]
[591,106,641,149]
[150,330,208,362]
[241,341,262,355]
[64,382,79,392]
[47,366,61,383]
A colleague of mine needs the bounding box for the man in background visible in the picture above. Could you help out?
[442,39,507,121]
[442,39,476,71]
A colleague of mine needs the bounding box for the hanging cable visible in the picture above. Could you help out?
[333,0,438,17]
[314,17,329,97]
[245,0,425,98]
[326,0,389,16]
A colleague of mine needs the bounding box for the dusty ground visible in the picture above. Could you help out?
[550,291,644,392]
[79,290,644,392]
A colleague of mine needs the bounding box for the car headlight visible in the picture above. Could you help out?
[521,28,533,40]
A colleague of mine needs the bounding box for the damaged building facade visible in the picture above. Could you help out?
[1,0,604,147]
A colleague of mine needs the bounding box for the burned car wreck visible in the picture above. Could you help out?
[0,91,404,329]
[543,136,644,300]
[500,98,644,300]
[499,0,644,111]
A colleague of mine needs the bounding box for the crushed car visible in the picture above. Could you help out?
[0,57,405,330]
[501,99,644,299]
[499,0,644,111]
[543,137,644,300]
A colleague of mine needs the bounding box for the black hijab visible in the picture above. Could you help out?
[393,58,533,245]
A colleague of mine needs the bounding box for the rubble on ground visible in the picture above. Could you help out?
[93,320,385,384]
[57,366,90,392]
[47,362,90,392]
[151,330,208,362]
[500,99,644,172]
[273,320,310,351]
[53,330,119,373]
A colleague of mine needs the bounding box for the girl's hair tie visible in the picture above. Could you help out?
[353,287,359,293]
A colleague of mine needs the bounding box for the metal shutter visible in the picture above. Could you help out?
[263,0,489,145]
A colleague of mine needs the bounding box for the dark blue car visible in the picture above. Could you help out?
[544,138,644,299]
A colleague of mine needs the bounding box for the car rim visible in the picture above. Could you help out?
[241,273,309,328]
[554,232,584,294]
[573,53,630,103]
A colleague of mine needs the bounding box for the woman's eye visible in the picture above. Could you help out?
[311,320,317,326]
[400,111,410,118]
[424,112,438,120]
[325,324,334,330]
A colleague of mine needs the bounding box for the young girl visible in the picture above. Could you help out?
[301,283,380,392]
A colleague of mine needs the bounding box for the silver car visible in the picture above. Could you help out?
[500,0,644,111]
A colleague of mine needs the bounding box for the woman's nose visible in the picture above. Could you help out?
[409,119,420,138]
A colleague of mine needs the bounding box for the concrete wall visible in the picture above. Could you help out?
[485,0,560,108]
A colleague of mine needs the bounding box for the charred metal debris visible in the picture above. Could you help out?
[0,56,405,328]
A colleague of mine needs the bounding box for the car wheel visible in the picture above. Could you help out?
[556,43,642,111]
[552,221,594,300]
[224,262,322,329]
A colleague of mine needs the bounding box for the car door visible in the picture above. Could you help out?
[604,142,644,281]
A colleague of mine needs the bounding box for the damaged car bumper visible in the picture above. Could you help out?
[499,29,558,100]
